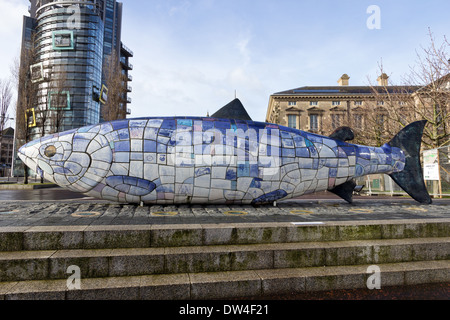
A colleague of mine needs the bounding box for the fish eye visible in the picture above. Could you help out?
[44,145,57,158]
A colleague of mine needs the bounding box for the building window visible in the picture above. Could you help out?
[310,101,318,106]
[288,101,297,106]
[376,114,386,128]
[52,30,75,50]
[332,101,341,106]
[309,114,319,131]
[399,113,408,125]
[25,108,37,128]
[288,115,297,129]
[100,85,108,104]
[48,91,71,111]
[353,114,363,129]
[30,62,44,83]
[354,101,363,106]
[331,114,343,130]
[377,101,385,106]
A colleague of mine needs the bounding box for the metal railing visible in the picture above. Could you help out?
[121,43,134,57]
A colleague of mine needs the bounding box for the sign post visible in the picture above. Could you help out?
[423,149,442,198]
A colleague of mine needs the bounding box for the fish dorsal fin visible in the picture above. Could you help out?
[329,126,355,142]
[211,98,253,121]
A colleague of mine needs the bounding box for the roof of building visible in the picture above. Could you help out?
[1,127,14,137]
[211,98,253,121]
[273,85,421,96]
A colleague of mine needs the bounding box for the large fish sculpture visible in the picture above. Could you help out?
[18,100,432,205]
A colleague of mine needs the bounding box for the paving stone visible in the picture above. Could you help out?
[165,246,231,273]
[65,276,141,300]
[49,249,111,279]
[83,225,151,249]
[256,268,306,296]
[150,224,203,247]
[23,226,86,250]
[403,261,450,285]
[109,248,165,276]
[303,265,367,292]
[139,273,190,300]
[201,224,235,245]
[0,227,27,251]
[0,281,18,300]
[232,223,288,244]
[189,270,262,299]
[5,279,67,300]
[0,250,56,281]
[229,244,274,271]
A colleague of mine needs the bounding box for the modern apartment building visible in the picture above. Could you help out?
[14,0,133,176]
[19,0,132,137]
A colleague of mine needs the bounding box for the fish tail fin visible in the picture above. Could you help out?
[387,120,432,204]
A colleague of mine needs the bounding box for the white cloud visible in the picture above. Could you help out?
[0,0,28,78]
[168,0,191,16]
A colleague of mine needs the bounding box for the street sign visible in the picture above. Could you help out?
[423,149,440,181]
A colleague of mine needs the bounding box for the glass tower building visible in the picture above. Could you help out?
[19,0,132,137]
[14,0,132,176]
[34,2,105,132]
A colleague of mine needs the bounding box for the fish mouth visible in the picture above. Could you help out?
[18,145,57,184]
[18,146,38,172]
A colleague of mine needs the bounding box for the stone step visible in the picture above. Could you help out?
[0,237,448,282]
[1,260,448,300]
[1,219,449,251]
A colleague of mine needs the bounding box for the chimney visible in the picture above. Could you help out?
[338,74,350,86]
[377,73,389,86]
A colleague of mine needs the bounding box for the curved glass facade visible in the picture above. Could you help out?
[31,1,104,139]
[14,0,133,177]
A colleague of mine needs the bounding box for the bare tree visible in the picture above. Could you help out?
[47,65,69,134]
[365,30,450,148]
[0,78,13,133]
[0,78,13,177]
[11,33,39,184]
[102,51,127,121]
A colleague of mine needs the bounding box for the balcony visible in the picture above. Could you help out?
[126,108,131,115]
[127,85,132,93]
[121,43,134,57]
[127,74,133,82]
[120,58,133,70]
[126,97,132,104]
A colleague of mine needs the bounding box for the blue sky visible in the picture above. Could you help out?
[1,0,449,123]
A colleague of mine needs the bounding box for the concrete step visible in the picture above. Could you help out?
[0,237,448,282]
[1,260,448,300]
[1,219,449,251]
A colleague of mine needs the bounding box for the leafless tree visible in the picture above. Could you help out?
[0,78,13,176]
[47,66,69,134]
[11,33,39,184]
[102,51,127,122]
[365,30,450,148]
[0,78,13,134]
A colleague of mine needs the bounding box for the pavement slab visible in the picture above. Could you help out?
[0,188,449,227]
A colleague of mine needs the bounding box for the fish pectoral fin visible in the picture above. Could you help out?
[329,127,355,142]
[105,176,156,196]
[329,179,357,204]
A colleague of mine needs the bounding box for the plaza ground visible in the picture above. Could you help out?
[0,185,448,300]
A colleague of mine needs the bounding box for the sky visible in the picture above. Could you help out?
[0,0,449,125]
